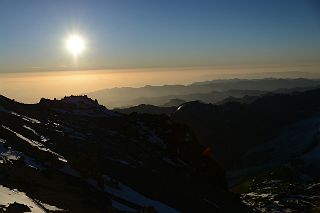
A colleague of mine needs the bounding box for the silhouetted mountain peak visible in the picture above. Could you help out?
[39,95,118,117]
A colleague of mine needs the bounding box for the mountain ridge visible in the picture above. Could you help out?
[0,94,249,212]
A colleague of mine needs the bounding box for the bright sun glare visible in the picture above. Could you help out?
[65,34,86,57]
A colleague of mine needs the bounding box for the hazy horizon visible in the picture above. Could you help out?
[1,64,320,104]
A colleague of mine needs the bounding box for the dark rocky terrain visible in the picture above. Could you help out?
[172,89,320,168]
[235,165,320,213]
[114,104,176,115]
[2,83,320,212]
[0,95,249,212]
[115,87,320,212]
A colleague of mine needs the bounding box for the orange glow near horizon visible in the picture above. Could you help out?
[0,65,319,104]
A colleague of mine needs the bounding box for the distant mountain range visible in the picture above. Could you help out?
[88,78,320,108]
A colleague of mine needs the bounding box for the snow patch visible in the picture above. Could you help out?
[103,175,180,213]
[1,125,67,163]
[0,138,45,169]
[0,185,45,213]
[23,125,50,142]
[11,112,41,124]
[36,200,67,212]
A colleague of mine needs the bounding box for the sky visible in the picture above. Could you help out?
[0,0,320,72]
[0,0,320,103]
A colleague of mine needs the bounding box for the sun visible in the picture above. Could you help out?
[65,34,86,57]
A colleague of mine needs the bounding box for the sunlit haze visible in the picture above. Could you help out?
[1,65,320,104]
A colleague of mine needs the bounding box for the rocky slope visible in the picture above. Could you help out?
[171,88,320,169]
[234,166,320,213]
[0,95,249,213]
[87,86,320,212]
[171,89,320,212]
